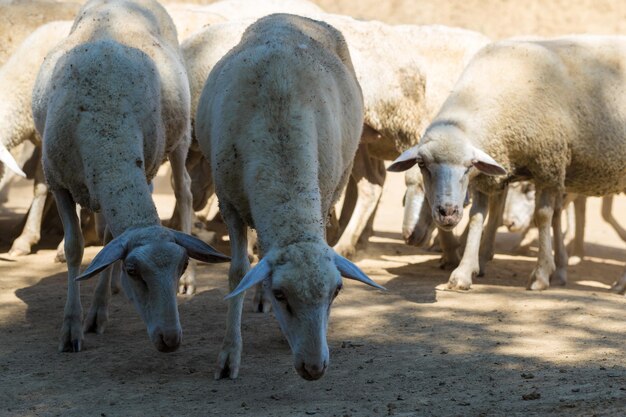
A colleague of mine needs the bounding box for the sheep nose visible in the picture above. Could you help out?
[302,362,327,380]
[153,327,182,352]
[437,204,459,218]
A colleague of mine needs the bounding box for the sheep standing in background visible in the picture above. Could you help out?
[32,0,229,353]
[389,36,626,291]
[0,21,73,257]
[196,13,383,380]
[326,17,490,260]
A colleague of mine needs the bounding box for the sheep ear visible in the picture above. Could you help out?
[334,253,386,290]
[171,230,230,263]
[471,147,507,176]
[387,147,420,172]
[76,236,127,281]
[224,258,271,300]
[0,144,26,177]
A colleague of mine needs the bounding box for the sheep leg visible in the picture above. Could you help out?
[448,191,488,290]
[568,195,586,265]
[169,141,196,295]
[248,228,271,313]
[438,227,460,269]
[610,268,626,294]
[602,195,626,241]
[333,144,385,258]
[9,159,47,256]
[54,189,85,352]
[83,226,115,334]
[528,188,557,290]
[550,193,568,286]
[216,203,250,380]
[478,190,506,276]
[513,225,538,255]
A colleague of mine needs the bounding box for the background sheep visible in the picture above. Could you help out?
[195,13,382,380]
[0,20,73,257]
[389,35,626,291]
[32,0,229,353]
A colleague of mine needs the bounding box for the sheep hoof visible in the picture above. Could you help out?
[8,237,32,257]
[55,247,67,263]
[527,268,550,291]
[83,304,109,334]
[447,268,473,290]
[252,283,272,313]
[549,268,567,286]
[178,270,196,295]
[59,315,84,352]
[215,346,241,380]
[333,243,356,260]
[568,255,583,266]
[609,278,626,295]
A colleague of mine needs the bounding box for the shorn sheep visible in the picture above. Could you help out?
[32,0,229,353]
[195,13,384,380]
[389,36,626,292]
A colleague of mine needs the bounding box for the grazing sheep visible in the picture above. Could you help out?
[32,0,229,353]
[195,13,383,380]
[0,20,73,256]
[0,0,80,65]
[389,36,626,291]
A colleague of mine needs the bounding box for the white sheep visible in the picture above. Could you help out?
[0,20,73,257]
[389,35,626,291]
[315,17,491,260]
[195,13,383,380]
[32,0,229,353]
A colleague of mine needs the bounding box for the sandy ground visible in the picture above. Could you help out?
[0,171,624,417]
[1,0,625,416]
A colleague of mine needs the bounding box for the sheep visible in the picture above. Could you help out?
[317,17,491,260]
[195,13,384,380]
[0,20,73,257]
[0,0,80,66]
[32,0,229,353]
[389,35,626,291]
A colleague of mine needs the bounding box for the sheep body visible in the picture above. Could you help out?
[196,13,380,380]
[390,35,626,290]
[33,0,227,352]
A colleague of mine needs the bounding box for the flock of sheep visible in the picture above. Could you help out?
[1,0,624,383]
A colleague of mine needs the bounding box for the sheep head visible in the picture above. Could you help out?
[388,123,506,230]
[76,225,229,352]
[225,241,383,381]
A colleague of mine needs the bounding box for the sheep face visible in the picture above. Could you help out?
[77,226,229,352]
[503,182,535,232]
[265,243,341,381]
[388,125,506,230]
[120,242,186,353]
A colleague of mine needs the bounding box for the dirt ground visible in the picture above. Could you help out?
[1,1,625,416]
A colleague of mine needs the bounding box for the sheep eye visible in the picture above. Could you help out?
[417,160,425,168]
[273,290,287,302]
[126,265,139,277]
[332,285,342,299]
